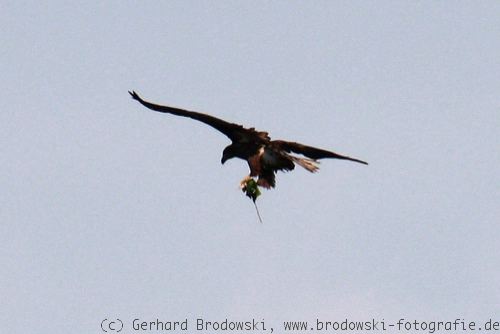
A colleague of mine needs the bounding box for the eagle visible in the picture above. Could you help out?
[129,91,368,190]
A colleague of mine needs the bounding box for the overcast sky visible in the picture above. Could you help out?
[1,1,499,333]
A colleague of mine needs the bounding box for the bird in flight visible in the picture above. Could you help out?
[129,91,367,191]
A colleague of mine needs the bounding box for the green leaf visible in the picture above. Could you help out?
[242,178,261,202]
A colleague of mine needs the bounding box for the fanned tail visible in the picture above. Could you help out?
[291,156,320,173]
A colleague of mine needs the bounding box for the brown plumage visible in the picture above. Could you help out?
[129,91,367,189]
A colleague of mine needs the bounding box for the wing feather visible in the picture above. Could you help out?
[129,91,256,142]
[272,140,368,165]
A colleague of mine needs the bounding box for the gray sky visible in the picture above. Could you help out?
[1,1,499,333]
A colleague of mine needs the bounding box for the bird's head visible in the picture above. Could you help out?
[221,145,237,164]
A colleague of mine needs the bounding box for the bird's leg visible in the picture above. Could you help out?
[239,175,253,189]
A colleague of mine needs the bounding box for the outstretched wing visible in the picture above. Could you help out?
[272,140,368,165]
[129,91,264,142]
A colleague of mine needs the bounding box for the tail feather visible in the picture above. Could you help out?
[291,156,319,173]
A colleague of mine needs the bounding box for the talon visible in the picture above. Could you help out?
[239,175,252,189]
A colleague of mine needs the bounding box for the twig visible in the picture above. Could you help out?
[253,201,263,224]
